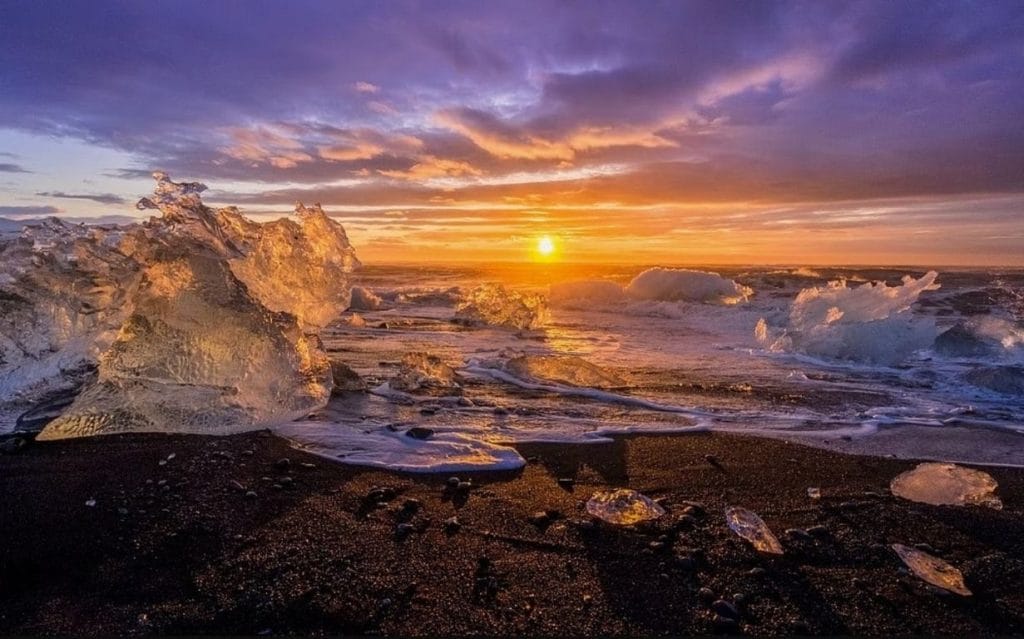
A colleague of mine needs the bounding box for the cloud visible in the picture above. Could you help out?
[36,191,127,205]
[0,205,61,216]
[0,163,30,173]
[354,81,379,93]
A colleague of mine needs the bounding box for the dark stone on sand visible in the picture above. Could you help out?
[748,567,767,577]
[280,476,294,488]
[673,556,699,571]
[785,528,814,542]
[366,486,397,503]
[419,407,437,416]
[446,476,461,488]
[493,406,509,416]
[648,541,666,552]
[527,511,551,528]
[733,593,749,610]
[456,481,473,493]
[676,514,699,530]
[402,498,422,513]
[443,516,461,533]
[405,427,435,440]
[713,615,740,634]
[244,490,257,499]
[704,454,724,469]
[557,478,575,489]
[712,599,740,620]
[698,587,716,605]
[394,523,414,540]
[273,457,291,471]
[0,436,27,454]
[680,501,706,515]
[806,525,829,538]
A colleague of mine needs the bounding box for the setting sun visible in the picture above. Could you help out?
[536,235,556,258]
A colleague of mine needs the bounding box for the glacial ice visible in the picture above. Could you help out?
[756,272,940,365]
[390,352,459,392]
[548,268,752,310]
[0,172,358,438]
[725,506,784,554]
[891,544,972,596]
[505,355,626,388]
[890,462,1002,509]
[454,283,548,330]
[586,488,666,525]
[349,285,384,311]
[625,268,753,305]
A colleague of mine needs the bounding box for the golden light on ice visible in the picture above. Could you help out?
[536,235,556,257]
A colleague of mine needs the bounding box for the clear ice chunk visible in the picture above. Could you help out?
[505,355,625,388]
[586,488,665,525]
[725,506,784,554]
[1,173,355,438]
[391,352,458,392]
[890,462,1002,509]
[891,544,972,596]
[454,284,548,330]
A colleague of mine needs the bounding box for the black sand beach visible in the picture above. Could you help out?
[2,431,1023,636]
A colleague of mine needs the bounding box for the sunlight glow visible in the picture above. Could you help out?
[537,235,556,258]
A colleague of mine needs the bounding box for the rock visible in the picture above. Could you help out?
[419,407,437,416]
[279,476,294,488]
[493,406,509,416]
[366,486,397,503]
[446,476,461,488]
[273,457,291,471]
[329,359,367,392]
[648,541,666,552]
[712,599,740,620]
[712,615,740,634]
[85,499,97,507]
[581,593,593,606]
[405,427,435,440]
[402,498,422,513]
[456,481,473,493]
[0,436,27,454]
[680,500,706,515]
[748,567,767,577]
[443,516,461,533]
[557,477,575,490]
[698,587,716,605]
[676,514,699,530]
[807,487,821,500]
[733,593,749,610]
[785,528,814,542]
[806,525,829,538]
[673,556,699,571]
[527,511,552,528]
[245,491,258,499]
[394,523,415,540]
[704,454,724,469]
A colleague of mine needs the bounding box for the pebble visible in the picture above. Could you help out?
[492,406,509,416]
[85,499,97,507]
[457,397,474,407]
[245,491,258,499]
[394,523,414,540]
[712,615,740,634]
[712,599,740,620]
[280,476,294,488]
[402,498,422,513]
[785,528,814,542]
[733,593,749,610]
[806,525,829,538]
[117,507,129,516]
[456,481,473,493]
[527,511,552,528]
[419,407,437,416]
[673,556,699,571]
[680,501,706,515]
[274,457,291,471]
[366,486,397,502]
[241,450,254,457]
[0,437,27,454]
[676,514,699,530]
[405,426,435,440]
[704,454,724,469]
[748,567,767,577]
[648,541,666,552]
[698,587,716,605]
[443,516,461,533]
[557,477,575,489]
[230,480,245,491]
[582,594,593,606]
[446,476,461,488]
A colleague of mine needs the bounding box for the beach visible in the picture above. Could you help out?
[2,431,1022,636]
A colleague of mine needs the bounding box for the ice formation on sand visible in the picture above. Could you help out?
[625,268,753,305]
[349,285,384,311]
[506,355,626,388]
[890,462,1002,509]
[891,544,972,596]
[454,283,548,330]
[756,272,939,365]
[390,352,458,392]
[725,506,784,554]
[0,172,358,438]
[586,489,665,525]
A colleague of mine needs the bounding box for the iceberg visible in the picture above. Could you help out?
[725,506,784,554]
[0,172,358,438]
[586,488,666,525]
[390,352,458,392]
[625,268,753,305]
[890,462,1002,509]
[891,544,972,596]
[454,283,548,330]
[756,272,940,365]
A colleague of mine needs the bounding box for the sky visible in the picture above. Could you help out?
[1,0,1023,266]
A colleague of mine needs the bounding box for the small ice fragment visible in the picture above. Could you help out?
[454,283,548,330]
[85,499,96,507]
[891,544,971,596]
[586,489,665,525]
[807,487,821,500]
[890,462,1002,509]
[725,506,784,555]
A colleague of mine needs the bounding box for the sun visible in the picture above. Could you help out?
[536,235,556,259]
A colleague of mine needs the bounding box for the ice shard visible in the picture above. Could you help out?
[454,284,548,330]
[0,172,357,438]
[586,489,665,525]
[725,506,784,554]
[890,462,1002,509]
[892,544,972,596]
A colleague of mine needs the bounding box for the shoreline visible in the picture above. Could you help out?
[2,430,1023,636]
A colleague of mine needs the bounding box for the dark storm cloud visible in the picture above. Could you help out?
[1,0,1022,204]
[0,163,31,174]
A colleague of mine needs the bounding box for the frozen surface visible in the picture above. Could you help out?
[890,462,1002,509]
[390,352,458,392]
[272,421,526,472]
[586,489,666,525]
[1,173,356,438]
[625,268,753,304]
[757,271,940,365]
[891,544,971,596]
[455,283,548,330]
[725,506,784,554]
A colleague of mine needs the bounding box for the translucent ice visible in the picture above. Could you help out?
[756,272,940,365]
[391,352,458,392]
[890,462,1002,509]
[1,173,357,438]
[454,284,548,330]
[586,489,666,525]
[725,506,784,554]
[891,544,972,596]
[625,268,753,305]
[505,355,626,388]
[349,285,384,311]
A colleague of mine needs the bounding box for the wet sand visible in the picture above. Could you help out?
[2,431,1023,636]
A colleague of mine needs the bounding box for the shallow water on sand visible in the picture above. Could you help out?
[276,264,1024,471]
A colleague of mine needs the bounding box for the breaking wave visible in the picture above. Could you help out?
[550,267,753,311]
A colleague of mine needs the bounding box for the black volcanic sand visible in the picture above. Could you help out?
[2,431,1024,636]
